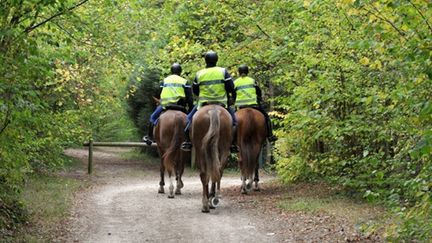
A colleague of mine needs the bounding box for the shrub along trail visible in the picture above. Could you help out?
[61,147,383,242]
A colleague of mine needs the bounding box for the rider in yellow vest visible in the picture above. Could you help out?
[181,51,238,152]
[234,64,276,142]
[143,63,193,145]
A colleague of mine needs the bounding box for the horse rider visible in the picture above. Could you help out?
[234,64,276,142]
[181,51,238,152]
[143,63,193,145]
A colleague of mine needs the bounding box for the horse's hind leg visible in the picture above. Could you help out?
[209,182,217,209]
[158,162,165,194]
[175,178,183,195]
[253,167,260,191]
[168,171,175,198]
[175,173,183,195]
[213,180,221,207]
[210,182,216,198]
[200,172,210,213]
[175,161,184,195]
[246,175,254,192]
[241,176,248,194]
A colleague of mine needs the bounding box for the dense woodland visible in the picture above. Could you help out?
[1,0,431,241]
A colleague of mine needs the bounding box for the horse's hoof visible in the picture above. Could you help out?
[175,190,181,195]
[168,195,174,199]
[158,189,164,194]
[246,184,252,191]
[241,190,248,195]
[209,197,220,208]
[253,188,261,192]
[201,208,210,213]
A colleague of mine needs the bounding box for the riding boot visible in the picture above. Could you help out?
[227,107,239,153]
[181,122,192,151]
[230,125,239,153]
[143,123,154,145]
[265,117,277,142]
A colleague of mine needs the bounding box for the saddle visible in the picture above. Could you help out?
[238,104,259,110]
[202,101,226,108]
[164,104,187,113]
[155,105,187,125]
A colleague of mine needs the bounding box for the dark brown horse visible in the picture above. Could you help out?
[191,105,232,212]
[236,108,266,194]
[154,109,189,198]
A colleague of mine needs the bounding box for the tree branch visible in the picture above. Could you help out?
[256,24,272,40]
[26,8,41,30]
[53,21,110,49]
[363,5,407,41]
[24,0,89,34]
[341,11,355,32]
[0,105,12,136]
[15,0,46,26]
[408,0,432,34]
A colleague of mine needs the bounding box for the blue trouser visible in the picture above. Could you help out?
[228,106,237,126]
[186,105,197,125]
[150,105,164,125]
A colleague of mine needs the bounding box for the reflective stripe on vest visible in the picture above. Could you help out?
[234,76,257,107]
[160,75,187,108]
[196,67,227,108]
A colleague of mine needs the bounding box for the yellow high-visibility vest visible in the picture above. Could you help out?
[196,67,227,108]
[160,74,187,108]
[234,76,257,107]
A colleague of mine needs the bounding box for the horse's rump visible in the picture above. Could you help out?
[192,105,232,182]
[236,108,266,176]
[156,110,187,173]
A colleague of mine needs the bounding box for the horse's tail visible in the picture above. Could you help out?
[202,108,221,183]
[162,114,184,174]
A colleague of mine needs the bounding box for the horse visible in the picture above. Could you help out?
[236,107,267,194]
[154,109,189,198]
[191,105,233,213]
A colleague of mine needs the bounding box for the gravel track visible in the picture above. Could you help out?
[62,147,382,243]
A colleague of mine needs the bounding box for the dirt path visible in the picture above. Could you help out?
[62,147,382,243]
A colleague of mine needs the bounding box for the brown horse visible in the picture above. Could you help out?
[236,108,266,194]
[154,109,189,198]
[191,105,232,213]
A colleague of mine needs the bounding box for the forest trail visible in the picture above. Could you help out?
[62,147,381,243]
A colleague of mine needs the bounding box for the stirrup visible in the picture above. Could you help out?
[181,142,192,151]
[143,136,153,145]
[230,144,239,153]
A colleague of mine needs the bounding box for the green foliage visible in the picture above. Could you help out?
[265,0,431,240]
[126,68,161,138]
[0,0,139,235]
[2,170,85,242]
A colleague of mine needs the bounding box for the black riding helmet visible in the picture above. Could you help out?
[171,63,182,75]
[204,51,218,67]
[238,64,249,75]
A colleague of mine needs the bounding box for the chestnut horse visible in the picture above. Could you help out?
[154,109,188,198]
[236,108,266,194]
[191,105,232,213]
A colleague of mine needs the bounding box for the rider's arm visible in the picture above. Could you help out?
[223,69,236,106]
[255,83,263,106]
[184,84,194,112]
[192,76,199,96]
